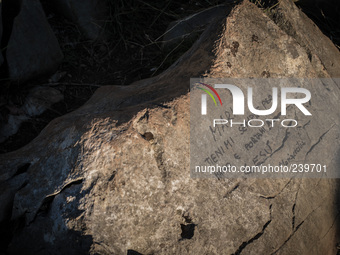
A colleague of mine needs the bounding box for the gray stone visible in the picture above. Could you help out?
[51,0,107,40]
[6,0,63,82]
[0,1,340,254]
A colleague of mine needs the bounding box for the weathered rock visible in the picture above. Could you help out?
[273,0,340,77]
[6,0,63,82]
[51,0,107,40]
[0,1,339,254]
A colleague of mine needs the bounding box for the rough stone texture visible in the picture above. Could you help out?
[0,1,339,254]
[51,0,107,40]
[6,0,63,82]
[273,0,340,77]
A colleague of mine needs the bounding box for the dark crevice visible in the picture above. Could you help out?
[271,220,305,255]
[36,196,54,217]
[259,179,293,200]
[33,178,83,222]
[271,184,304,254]
[305,125,333,157]
[291,184,300,231]
[12,163,31,177]
[139,110,149,121]
[291,203,296,230]
[179,214,196,240]
[150,103,171,109]
[295,220,304,231]
[180,223,195,240]
[224,182,240,199]
[183,215,192,224]
[302,120,311,129]
[271,128,290,155]
[17,179,28,191]
[260,195,275,199]
[306,49,312,62]
[108,172,116,182]
[232,220,272,255]
[141,132,154,141]
[127,249,144,255]
[232,204,272,255]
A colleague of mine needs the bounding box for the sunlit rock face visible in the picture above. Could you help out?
[1,1,340,254]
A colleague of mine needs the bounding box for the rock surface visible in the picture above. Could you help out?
[0,1,340,254]
[273,0,340,77]
[51,0,107,40]
[5,0,63,82]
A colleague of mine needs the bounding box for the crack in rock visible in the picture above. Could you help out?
[223,182,240,199]
[257,128,290,166]
[305,125,334,157]
[291,180,301,231]
[320,211,340,240]
[259,179,292,200]
[270,128,290,157]
[271,220,305,255]
[271,197,325,255]
[232,204,272,255]
[31,177,83,224]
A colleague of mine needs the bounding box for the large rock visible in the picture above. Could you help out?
[0,0,339,254]
[51,0,107,40]
[6,0,63,82]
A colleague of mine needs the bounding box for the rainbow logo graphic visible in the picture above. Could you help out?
[197,82,222,115]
